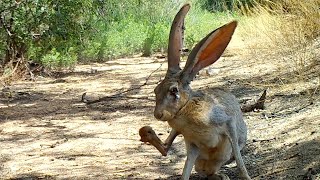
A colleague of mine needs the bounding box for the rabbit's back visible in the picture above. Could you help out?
[205,88,248,149]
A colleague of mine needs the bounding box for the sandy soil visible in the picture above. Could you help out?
[1,47,319,180]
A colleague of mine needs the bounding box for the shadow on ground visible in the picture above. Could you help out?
[1,58,319,179]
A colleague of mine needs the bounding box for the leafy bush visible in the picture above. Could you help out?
[41,48,77,68]
[0,0,261,70]
[196,0,255,11]
[237,0,320,81]
[80,1,178,60]
[0,0,96,70]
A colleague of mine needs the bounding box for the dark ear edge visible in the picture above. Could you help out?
[181,21,238,83]
[167,4,190,75]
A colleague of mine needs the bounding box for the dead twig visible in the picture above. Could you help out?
[252,137,276,143]
[241,89,267,113]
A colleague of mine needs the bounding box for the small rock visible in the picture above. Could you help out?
[206,67,220,76]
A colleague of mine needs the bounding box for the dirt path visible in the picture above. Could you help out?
[1,50,319,179]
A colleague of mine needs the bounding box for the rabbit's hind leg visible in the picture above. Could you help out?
[226,121,251,180]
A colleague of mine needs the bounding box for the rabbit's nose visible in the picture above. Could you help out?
[154,110,163,120]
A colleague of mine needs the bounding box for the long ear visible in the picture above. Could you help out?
[167,4,190,75]
[181,21,237,83]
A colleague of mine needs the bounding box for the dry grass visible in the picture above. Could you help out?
[1,63,28,86]
[236,0,320,84]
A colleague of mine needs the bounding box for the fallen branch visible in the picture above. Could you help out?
[241,89,267,112]
[252,137,276,143]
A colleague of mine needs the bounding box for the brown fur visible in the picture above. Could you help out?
[167,88,245,176]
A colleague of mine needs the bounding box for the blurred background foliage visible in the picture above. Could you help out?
[0,0,319,74]
[0,0,252,69]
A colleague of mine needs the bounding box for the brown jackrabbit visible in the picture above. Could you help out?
[152,4,251,180]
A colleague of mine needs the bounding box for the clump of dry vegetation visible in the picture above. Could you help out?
[238,0,319,79]
[234,0,319,103]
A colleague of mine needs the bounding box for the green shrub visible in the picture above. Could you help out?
[41,48,77,68]
[0,0,238,69]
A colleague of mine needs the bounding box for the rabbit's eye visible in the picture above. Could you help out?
[169,87,180,100]
[169,87,178,94]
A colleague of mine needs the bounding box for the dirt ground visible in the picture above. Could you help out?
[0,44,319,179]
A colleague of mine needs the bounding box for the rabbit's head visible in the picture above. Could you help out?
[154,4,237,121]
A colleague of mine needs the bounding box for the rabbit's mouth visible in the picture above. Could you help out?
[155,110,175,121]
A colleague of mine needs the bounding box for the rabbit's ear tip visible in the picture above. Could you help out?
[180,3,191,11]
[228,21,238,28]
[183,3,191,7]
[222,21,238,34]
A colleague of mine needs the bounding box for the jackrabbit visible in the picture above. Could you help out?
[152,4,251,180]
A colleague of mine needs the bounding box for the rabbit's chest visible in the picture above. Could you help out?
[169,116,225,150]
[169,116,225,149]
[168,98,229,149]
